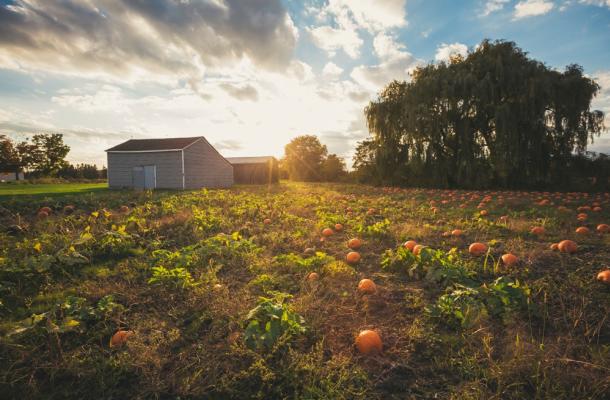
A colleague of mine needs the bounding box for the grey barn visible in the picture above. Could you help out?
[106,137,233,189]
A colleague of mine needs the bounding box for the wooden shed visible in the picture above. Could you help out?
[106,137,233,189]
[226,156,279,184]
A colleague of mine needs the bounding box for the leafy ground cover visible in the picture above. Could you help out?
[0,182,608,399]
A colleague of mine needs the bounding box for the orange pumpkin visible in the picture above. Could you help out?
[119,205,129,213]
[597,270,610,284]
[307,272,319,281]
[355,330,382,355]
[550,243,559,251]
[263,218,272,225]
[596,224,609,233]
[39,206,52,214]
[346,251,361,264]
[575,226,590,234]
[403,240,417,251]
[334,223,344,232]
[322,228,334,237]
[501,253,518,266]
[413,244,425,256]
[468,242,487,256]
[480,210,488,216]
[530,226,545,235]
[451,229,463,237]
[110,330,133,348]
[37,210,49,219]
[558,240,577,253]
[348,238,363,250]
[357,279,377,294]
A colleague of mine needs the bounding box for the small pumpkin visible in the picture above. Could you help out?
[263,218,272,225]
[596,224,609,233]
[558,240,577,253]
[119,205,130,213]
[348,238,363,250]
[575,226,590,234]
[451,229,463,237]
[550,243,559,251]
[501,253,518,266]
[403,240,417,251]
[597,270,610,284]
[322,228,334,237]
[334,223,344,232]
[346,251,361,264]
[355,330,382,355]
[468,242,487,256]
[357,279,377,294]
[413,244,425,256]
[307,272,319,281]
[110,330,133,348]
[39,206,52,214]
[530,226,545,235]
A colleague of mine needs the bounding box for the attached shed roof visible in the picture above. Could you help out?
[105,137,203,152]
[226,156,276,165]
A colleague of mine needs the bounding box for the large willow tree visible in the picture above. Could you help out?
[358,40,605,189]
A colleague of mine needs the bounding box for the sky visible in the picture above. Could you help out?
[0,0,609,167]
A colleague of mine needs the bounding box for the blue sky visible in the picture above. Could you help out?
[0,0,609,166]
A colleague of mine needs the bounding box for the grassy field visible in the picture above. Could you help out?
[0,182,608,399]
[0,182,107,198]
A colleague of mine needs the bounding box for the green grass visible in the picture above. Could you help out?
[0,182,108,198]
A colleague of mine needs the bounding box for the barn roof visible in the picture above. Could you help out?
[105,137,203,152]
[226,156,276,165]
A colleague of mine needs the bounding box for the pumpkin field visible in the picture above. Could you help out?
[0,182,609,399]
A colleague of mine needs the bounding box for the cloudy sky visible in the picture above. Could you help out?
[0,0,609,167]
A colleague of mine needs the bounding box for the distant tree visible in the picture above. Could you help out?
[0,135,21,170]
[284,135,328,181]
[352,139,380,184]
[15,139,43,172]
[30,134,70,175]
[360,39,606,189]
[320,153,347,181]
[58,163,105,179]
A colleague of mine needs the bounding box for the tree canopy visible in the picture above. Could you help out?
[0,133,70,176]
[356,40,606,189]
[283,135,346,181]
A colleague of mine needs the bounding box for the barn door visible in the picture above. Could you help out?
[144,165,156,189]
[133,165,156,189]
[133,166,144,189]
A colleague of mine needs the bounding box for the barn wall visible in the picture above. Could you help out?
[232,160,279,184]
[183,139,233,189]
[107,151,183,189]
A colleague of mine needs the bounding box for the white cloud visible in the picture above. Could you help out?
[579,0,610,7]
[513,0,555,19]
[0,0,298,82]
[307,25,363,58]
[352,34,421,91]
[435,42,469,62]
[480,0,511,16]
[322,62,344,79]
[323,0,408,32]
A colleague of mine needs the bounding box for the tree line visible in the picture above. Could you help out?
[282,135,348,182]
[353,40,607,190]
[0,134,106,180]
